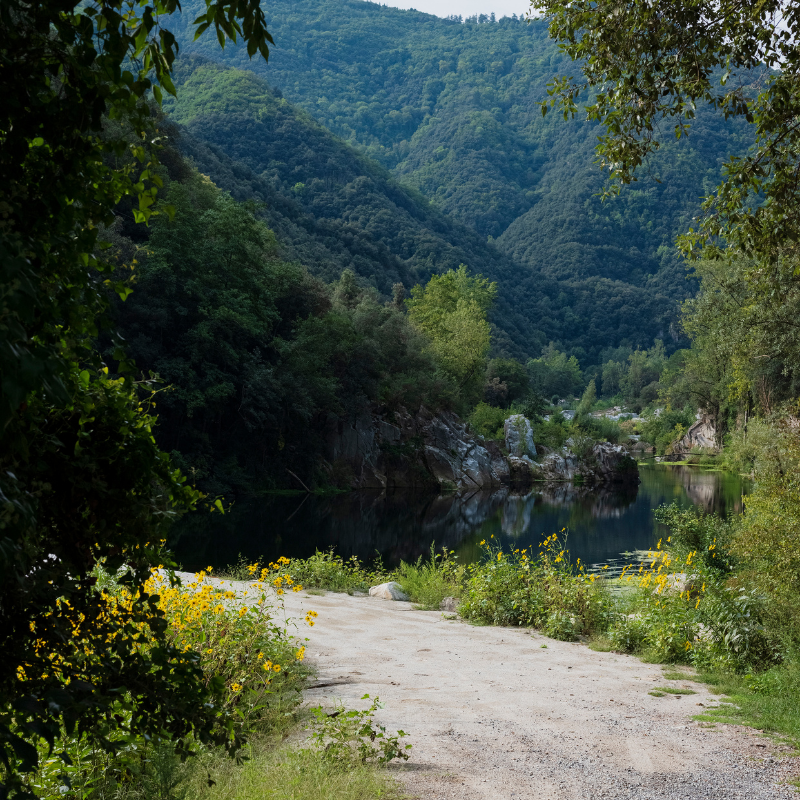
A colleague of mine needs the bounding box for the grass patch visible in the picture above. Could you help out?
[304,589,326,596]
[192,738,405,800]
[587,635,615,652]
[662,670,698,681]
[393,545,463,610]
[648,691,666,697]
[652,686,697,695]
[694,666,800,745]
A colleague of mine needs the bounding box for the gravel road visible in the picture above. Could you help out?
[187,576,799,799]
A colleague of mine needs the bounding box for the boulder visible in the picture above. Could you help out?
[484,440,511,483]
[504,414,537,458]
[667,572,702,598]
[674,414,717,452]
[439,596,459,613]
[369,581,409,601]
[507,454,540,484]
[532,442,638,485]
[536,450,579,482]
[631,440,654,453]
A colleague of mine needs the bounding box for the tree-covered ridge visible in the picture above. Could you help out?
[164,57,703,364]
[169,0,752,306]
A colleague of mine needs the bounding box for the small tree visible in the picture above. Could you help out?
[406,265,496,401]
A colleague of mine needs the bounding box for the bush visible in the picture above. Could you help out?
[653,503,735,574]
[458,535,611,636]
[468,402,508,439]
[575,414,625,444]
[639,406,696,454]
[532,410,570,449]
[394,546,464,609]
[280,551,388,594]
[307,695,411,765]
[512,392,547,422]
[26,565,314,799]
[606,531,780,671]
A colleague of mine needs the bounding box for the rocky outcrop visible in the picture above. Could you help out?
[673,414,717,452]
[324,406,503,491]
[529,442,639,486]
[504,414,537,458]
[325,408,638,491]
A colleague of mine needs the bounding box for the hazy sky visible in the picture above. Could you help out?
[371,0,533,19]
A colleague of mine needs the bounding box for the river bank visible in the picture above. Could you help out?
[182,573,798,799]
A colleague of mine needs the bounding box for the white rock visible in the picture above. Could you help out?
[504,414,537,458]
[369,581,409,601]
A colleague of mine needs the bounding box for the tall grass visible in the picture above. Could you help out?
[189,737,404,800]
[393,545,463,609]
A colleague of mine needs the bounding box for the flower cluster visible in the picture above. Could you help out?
[144,563,313,719]
[458,531,610,639]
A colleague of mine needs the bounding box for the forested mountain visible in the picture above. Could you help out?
[166,0,753,359]
[164,57,712,364]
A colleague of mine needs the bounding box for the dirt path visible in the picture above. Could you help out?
[193,577,798,799]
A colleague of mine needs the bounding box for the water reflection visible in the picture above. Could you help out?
[171,465,749,573]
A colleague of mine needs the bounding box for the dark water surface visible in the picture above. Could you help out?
[171,465,749,573]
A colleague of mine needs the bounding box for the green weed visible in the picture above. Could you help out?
[191,737,405,800]
[458,534,611,636]
[306,695,411,765]
[394,545,463,609]
[662,670,697,681]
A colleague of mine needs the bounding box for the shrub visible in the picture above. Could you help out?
[575,414,625,444]
[532,410,570,449]
[394,546,464,609]
[607,536,780,671]
[608,614,649,653]
[26,565,314,799]
[468,402,508,439]
[639,406,696,454]
[653,503,736,575]
[148,565,312,732]
[306,695,411,765]
[281,550,388,594]
[458,535,611,636]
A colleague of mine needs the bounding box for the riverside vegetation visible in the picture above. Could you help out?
[5,0,800,796]
[269,469,800,745]
[18,560,409,800]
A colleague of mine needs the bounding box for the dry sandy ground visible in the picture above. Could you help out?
[184,576,799,799]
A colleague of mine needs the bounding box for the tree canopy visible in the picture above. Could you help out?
[534,0,800,262]
[406,265,496,396]
[0,1,276,793]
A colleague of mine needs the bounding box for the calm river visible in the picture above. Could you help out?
[171,465,749,573]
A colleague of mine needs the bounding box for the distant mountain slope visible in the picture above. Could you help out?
[167,58,680,363]
[169,0,751,282]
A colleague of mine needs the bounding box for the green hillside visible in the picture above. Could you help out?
[166,58,692,363]
[168,0,751,304]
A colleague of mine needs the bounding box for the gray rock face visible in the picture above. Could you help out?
[324,408,638,491]
[532,442,638,486]
[369,581,409,601]
[324,406,503,491]
[504,414,537,458]
[674,414,717,452]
